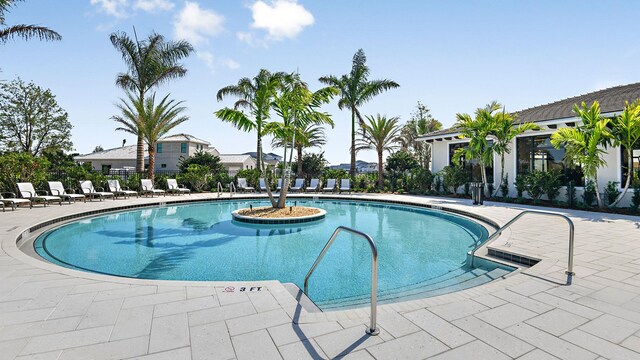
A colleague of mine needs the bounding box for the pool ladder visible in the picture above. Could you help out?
[304,226,379,336]
[469,209,575,284]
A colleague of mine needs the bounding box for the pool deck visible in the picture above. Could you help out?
[1,193,639,359]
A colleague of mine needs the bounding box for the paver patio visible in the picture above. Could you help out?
[1,193,639,359]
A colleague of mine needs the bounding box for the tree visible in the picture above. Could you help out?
[93,145,104,153]
[385,150,418,190]
[110,29,193,172]
[216,69,285,172]
[609,101,640,207]
[301,152,327,180]
[113,93,189,180]
[399,102,442,168]
[0,0,61,44]
[551,101,611,208]
[0,152,49,194]
[178,150,225,174]
[489,106,539,196]
[0,78,72,156]
[272,123,327,176]
[356,114,401,189]
[319,49,399,179]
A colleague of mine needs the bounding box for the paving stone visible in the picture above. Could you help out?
[402,309,473,348]
[587,286,638,306]
[492,289,554,314]
[93,286,157,301]
[366,331,449,360]
[278,339,328,360]
[0,308,54,326]
[58,335,149,360]
[621,335,640,352]
[427,340,510,360]
[314,325,384,359]
[226,308,291,336]
[526,308,589,336]
[47,292,96,319]
[578,314,640,343]
[507,323,598,360]
[531,292,602,319]
[0,316,82,342]
[471,294,507,308]
[15,350,63,360]
[188,301,256,327]
[186,287,217,299]
[514,349,559,360]
[232,329,282,360]
[428,300,488,321]
[452,316,534,358]
[190,321,235,360]
[561,329,640,360]
[216,289,250,306]
[475,303,537,329]
[128,347,192,360]
[110,305,154,341]
[376,311,421,338]
[77,298,123,329]
[19,325,112,356]
[267,321,342,346]
[122,291,186,309]
[148,313,190,353]
[338,350,375,359]
[0,338,29,360]
[248,291,282,313]
[154,295,218,317]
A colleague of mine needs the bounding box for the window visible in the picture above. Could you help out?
[157,143,163,153]
[181,143,187,153]
[621,141,640,185]
[517,135,584,185]
[448,142,494,182]
[161,164,167,169]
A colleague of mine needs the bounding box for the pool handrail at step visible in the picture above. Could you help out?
[470,209,575,284]
[217,182,223,197]
[303,226,380,336]
[229,182,236,197]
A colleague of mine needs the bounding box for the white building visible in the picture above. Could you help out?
[419,83,640,206]
[218,154,257,176]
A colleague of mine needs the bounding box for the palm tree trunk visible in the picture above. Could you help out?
[256,125,262,173]
[350,108,356,180]
[136,134,145,173]
[495,153,505,197]
[611,148,633,207]
[297,145,303,177]
[147,146,155,182]
[480,160,488,194]
[594,175,604,208]
[377,150,383,189]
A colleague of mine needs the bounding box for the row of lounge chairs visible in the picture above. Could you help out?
[0,178,190,211]
[237,178,351,194]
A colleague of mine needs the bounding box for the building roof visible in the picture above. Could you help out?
[243,152,282,161]
[219,154,255,164]
[420,82,640,140]
[74,145,148,161]
[159,133,210,145]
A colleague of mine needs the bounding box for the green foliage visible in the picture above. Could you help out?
[487,183,495,198]
[179,164,209,192]
[0,0,61,44]
[514,173,526,198]
[582,180,597,207]
[631,179,640,212]
[42,148,76,169]
[386,150,418,174]
[322,168,348,183]
[410,167,434,194]
[125,173,142,191]
[604,181,621,207]
[0,152,50,193]
[524,171,546,201]
[542,171,563,202]
[434,174,442,194]
[399,102,442,169]
[353,173,378,192]
[0,78,73,156]
[154,174,170,190]
[178,151,225,173]
[235,169,260,188]
[441,165,468,194]
[301,152,327,180]
[500,174,509,198]
[567,181,578,207]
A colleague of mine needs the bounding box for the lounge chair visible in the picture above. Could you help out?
[276,179,283,192]
[290,178,305,192]
[107,180,138,199]
[0,192,31,210]
[140,179,165,197]
[339,179,351,194]
[237,178,255,193]
[17,182,62,206]
[322,179,336,193]
[259,178,267,192]
[305,179,320,193]
[167,179,191,195]
[79,181,114,201]
[48,181,86,204]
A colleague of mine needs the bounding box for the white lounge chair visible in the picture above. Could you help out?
[79,181,114,201]
[107,179,138,199]
[17,182,62,206]
[48,181,85,204]
[167,179,190,195]
[237,178,255,193]
[276,178,283,192]
[141,179,165,197]
[0,192,31,210]
[290,178,305,192]
[322,179,336,193]
[305,179,320,193]
[259,178,267,192]
[339,179,351,194]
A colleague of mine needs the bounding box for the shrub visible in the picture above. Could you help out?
[125,173,142,192]
[0,152,50,194]
[433,174,442,194]
[410,167,434,194]
[582,180,596,207]
[542,171,562,202]
[441,165,468,194]
[353,173,377,192]
[631,179,640,212]
[179,164,210,192]
[514,173,526,198]
[154,174,170,190]
[235,169,260,188]
[567,181,578,207]
[524,171,546,201]
[178,151,225,173]
[487,183,495,198]
[322,168,348,183]
[500,174,509,198]
[604,181,621,207]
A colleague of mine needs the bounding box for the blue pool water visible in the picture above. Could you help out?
[34,199,508,309]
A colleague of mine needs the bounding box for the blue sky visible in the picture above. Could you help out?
[3,0,640,164]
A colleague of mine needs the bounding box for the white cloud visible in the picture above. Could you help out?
[173,2,225,46]
[197,51,240,73]
[134,0,174,12]
[249,0,314,40]
[220,58,240,70]
[91,0,129,18]
[197,51,215,69]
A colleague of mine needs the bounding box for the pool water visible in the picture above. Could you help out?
[34,199,509,309]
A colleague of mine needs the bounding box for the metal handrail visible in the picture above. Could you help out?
[229,182,236,197]
[470,209,575,284]
[217,182,223,197]
[304,226,380,336]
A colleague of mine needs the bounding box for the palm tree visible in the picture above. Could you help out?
[110,29,193,173]
[356,114,402,189]
[453,102,499,193]
[319,49,399,179]
[490,106,540,196]
[215,69,286,172]
[399,102,443,168]
[0,0,61,43]
[113,93,189,180]
[608,101,640,207]
[551,101,611,208]
[272,123,328,177]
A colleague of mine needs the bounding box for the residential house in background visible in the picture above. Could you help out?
[328,160,379,174]
[243,152,282,168]
[218,154,257,176]
[419,83,640,206]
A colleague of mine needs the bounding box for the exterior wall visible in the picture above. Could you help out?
[86,159,136,171]
[222,157,258,176]
[154,141,210,171]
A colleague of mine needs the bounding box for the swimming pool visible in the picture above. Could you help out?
[34,199,511,309]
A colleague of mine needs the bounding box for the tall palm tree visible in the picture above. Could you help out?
[356,114,402,189]
[490,106,539,196]
[608,101,640,207]
[272,123,328,176]
[113,93,189,180]
[0,0,61,43]
[319,49,399,179]
[110,29,193,173]
[215,69,286,172]
[551,101,611,208]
